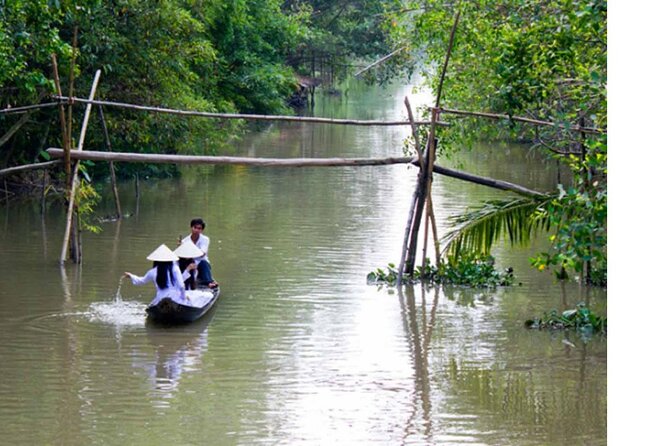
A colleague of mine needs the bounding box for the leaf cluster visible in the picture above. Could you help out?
[525,302,606,336]
[368,254,514,287]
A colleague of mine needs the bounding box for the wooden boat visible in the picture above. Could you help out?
[146,287,220,324]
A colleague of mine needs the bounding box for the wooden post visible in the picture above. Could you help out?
[398,97,426,281]
[41,169,48,215]
[405,110,437,273]
[421,108,441,269]
[59,69,101,265]
[398,189,422,282]
[579,116,592,285]
[98,106,122,218]
[50,54,70,183]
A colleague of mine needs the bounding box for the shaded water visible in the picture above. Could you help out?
[0,80,605,445]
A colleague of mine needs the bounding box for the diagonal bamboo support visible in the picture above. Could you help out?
[59,69,101,265]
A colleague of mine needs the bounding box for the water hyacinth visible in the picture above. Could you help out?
[368,254,514,287]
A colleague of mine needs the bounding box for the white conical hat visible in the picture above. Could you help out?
[173,240,204,259]
[146,244,178,262]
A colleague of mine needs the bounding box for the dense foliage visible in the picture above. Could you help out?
[0,0,399,179]
[282,0,404,84]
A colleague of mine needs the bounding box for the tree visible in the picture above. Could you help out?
[282,0,404,84]
[389,0,607,284]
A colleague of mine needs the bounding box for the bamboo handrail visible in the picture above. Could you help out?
[51,95,447,127]
[0,160,62,178]
[438,107,606,135]
[2,96,604,134]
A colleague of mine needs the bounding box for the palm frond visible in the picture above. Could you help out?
[442,195,554,261]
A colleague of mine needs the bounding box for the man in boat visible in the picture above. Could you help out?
[180,218,218,289]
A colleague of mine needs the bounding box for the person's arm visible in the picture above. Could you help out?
[180,262,197,281]
[125,268,155,286]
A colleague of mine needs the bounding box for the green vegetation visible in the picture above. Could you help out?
[525,303,607,335]
[386,1,607,285]
[1,0,399,180]
[368,255,514,287]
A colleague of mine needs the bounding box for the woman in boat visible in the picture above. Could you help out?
[124,244,188,306]
[173,240,217,307]
[174,240,202,290]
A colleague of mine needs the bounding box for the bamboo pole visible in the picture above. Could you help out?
[0,103,59,115]
[52,96,447,128]
[579,116,592,285]
[405,115,436,273]
[44,147,546,196]
[65,27,78,189]
[98,106,122,218]
[59,69,101,265]
[41,169,48,215]
[354,46,407,77]
[398,98,426,280]
[48,95,605,134]
[400,9,462,277]
[51,54,70,178]
[438,107,605,135]
[397,190,421,283]
[404,97,425,168]
[0,112,33,148]
[434,11,461,107]
[420,9,461,268]
[46,148,414,167]
[0,160,62,178]
[424,162,547,198]
[420,109,440,270]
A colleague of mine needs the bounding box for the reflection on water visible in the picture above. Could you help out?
[135,318,211,407]
[0,80,605,445]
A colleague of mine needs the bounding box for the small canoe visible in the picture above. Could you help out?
[146,287,220,324]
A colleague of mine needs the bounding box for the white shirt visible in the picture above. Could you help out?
[181,234,210,265]
[128,263,187,306]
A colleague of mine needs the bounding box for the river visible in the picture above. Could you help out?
[0,79,606,445]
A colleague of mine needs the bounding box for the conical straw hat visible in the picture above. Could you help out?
[173,240,204,259]
[146,244,179,262]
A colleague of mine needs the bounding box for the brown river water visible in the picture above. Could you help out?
[0,80,605,445]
